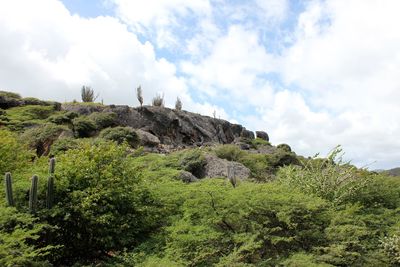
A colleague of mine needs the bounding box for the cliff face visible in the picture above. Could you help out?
[62,104,255,147]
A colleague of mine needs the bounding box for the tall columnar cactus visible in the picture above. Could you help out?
[227,165,237,188]
[29,175,38,213]
[5,172,14,206]
[46,158,55,209]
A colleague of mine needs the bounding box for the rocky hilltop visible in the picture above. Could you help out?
[61,103,257,148]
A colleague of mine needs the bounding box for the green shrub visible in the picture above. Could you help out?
[277,146,370,204]
[277,143,292,152]
[47,111,78,124]
[0,129,32,174]
[6,105,56,122]
[0,206,53,266]
[178,149,206,178]
[50,137,79,155]
[72,116,97,137]
[88,111,118,129]
[251,137,271,148]
[21,123,68,156]
[214,145,244,162]
[381,234,400,264]
[163,180,329,266]
[45,141,160,264]
[0,90,21,99]
[99,126,140,148]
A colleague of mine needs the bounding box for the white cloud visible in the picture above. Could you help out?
[0,0,192,108]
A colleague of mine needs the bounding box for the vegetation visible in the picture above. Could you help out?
[81,85,98,102]
[1,91,400,266]
[137,85,143,107]
[175,97,182,110]
[152,93,164,107]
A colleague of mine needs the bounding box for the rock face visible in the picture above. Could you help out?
[203,154,250,180]
[63,104,255,147]
[256,131,269,141]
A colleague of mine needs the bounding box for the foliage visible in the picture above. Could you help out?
[152,94,164,107]
[99,126,140,148]
[87,111,118,129]
[0,206,53,266]
[175,97,182,111]
[278,146,370,204]
[381,233,400,264]
[214,144,244,162]
[137,85,143,107]
[251,137,271,148]
[0,129,32,174]
[0,90,21,99]
[47,111,78,124]
[72,116,97,137]
[6,105,56,122]
[178,149,206,178]
[50,137,80,155]
[277,143,292,152]
[163,180,329,266]
[21,123,68,156]
[81,85,98,102]
[44,141,161,264]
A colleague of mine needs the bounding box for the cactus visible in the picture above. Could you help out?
[5,172,14,206]
[46,158,55,208]
[29,175,38,213]
[227,165,236,188]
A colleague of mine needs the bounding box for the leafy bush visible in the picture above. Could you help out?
[0,206,53,266]
[0,90,21,99]
[214,144,244,162]
[0,129,32,174]
[21,123,68,156]
[72,116,97,137]
[381,234,400,264]
[45,141,161,264]
[178,149,206,178]
[278,146,370,204]
[6,105,56,122]
[50,137,80,155]
[87,111,118,129]
[99,126,140,148]
[163,180,329,266]
[47,111,78,124]
[277,143,292,152]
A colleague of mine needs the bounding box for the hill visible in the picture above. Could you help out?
[1,90,400,266]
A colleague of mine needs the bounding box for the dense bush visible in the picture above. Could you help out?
[72,116,97,137]
[99,126,140,148]
[178,149,206,178]
[214,144,244,162]
[87,111,118,129]
[47,111,78,124]
[0,206,53,266]
[0,129,32,174]
[21,123,68,156]
[43,141,161,264]
[6,105,56,122]
[278,147,370,204]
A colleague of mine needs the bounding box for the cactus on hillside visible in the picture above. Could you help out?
[5,172,14,206]
[227,165,237,188]
[29,175,38,213]
[46,158,55,208]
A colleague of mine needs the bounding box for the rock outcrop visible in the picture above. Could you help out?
[203,154,250,180]
[256,131,269,141]
[63,104,255,147]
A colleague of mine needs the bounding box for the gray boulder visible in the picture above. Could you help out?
[135,129,160,147]
[177,171,199,183]
[256,131,269,141]
[204,154,250,180]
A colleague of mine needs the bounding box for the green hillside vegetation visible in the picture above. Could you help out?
[1,92,400,266]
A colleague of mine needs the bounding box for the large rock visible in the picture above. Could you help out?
[256,131,269,141]
[203,154,250,180]
[135,129,160,147]
[61,104,255,147]
[177,171,199,183]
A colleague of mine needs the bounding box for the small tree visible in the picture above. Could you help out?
[175,97,182,111]
[152,93,164,107]
[81,86,98,102]
[136,85,143,108]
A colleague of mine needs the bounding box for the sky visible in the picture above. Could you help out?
[1,0,400,169]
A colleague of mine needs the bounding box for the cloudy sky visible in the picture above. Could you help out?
[1,0,400,169]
